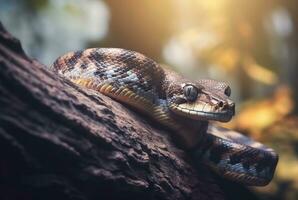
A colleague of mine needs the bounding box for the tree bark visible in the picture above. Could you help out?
[0,22,225,200]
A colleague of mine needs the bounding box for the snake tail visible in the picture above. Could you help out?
[193,125,278,186]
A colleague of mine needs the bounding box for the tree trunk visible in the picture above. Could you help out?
[0,22,227,200]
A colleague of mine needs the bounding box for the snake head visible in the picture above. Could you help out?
[167,79,235,122]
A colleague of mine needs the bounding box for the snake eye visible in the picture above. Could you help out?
[183,84,199,101]
[224,86,231,97]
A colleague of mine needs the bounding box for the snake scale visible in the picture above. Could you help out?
[51,48,278,186]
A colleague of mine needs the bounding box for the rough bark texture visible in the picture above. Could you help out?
[0,22,226,200]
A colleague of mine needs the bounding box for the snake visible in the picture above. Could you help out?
[51,48,278,186]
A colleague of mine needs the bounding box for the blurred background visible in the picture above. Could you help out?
[0,0,297,199]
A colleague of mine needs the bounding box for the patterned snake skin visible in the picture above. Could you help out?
[51,48,278,186]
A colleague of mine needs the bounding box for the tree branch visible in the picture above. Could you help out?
[0,22,224,200]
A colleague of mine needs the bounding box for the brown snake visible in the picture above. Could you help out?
[51,48,278,186]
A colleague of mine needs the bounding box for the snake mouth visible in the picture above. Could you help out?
[169,103,234,122]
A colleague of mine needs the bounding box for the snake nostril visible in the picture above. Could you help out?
[218,101,224,108]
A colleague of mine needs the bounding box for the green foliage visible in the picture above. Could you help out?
[26,0,49,10]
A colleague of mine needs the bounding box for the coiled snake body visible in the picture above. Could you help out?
[52,48,278,186]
